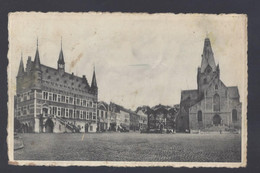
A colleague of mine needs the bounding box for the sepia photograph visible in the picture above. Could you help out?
[7,12,247,167]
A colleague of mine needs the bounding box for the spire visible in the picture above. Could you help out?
[33,38,41,70]
[58,37,65,65]
[91,65,97,89]
[17,53,24,76]
[201,37,216,73]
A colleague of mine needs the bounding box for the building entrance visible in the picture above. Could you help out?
[45,118,54,133]
[213,114,221,126]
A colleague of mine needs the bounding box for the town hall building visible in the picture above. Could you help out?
[176,37,242,132]
[14,40,98,133]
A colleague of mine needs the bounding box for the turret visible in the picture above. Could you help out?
[17,53,24,77]
[57,38,65,75]
[91,66,98,94]
[32,39,42,90]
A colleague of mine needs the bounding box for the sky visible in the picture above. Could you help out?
[8,13,247,110]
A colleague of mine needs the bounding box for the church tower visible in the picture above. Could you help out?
[57,38,65,75]
[197,37,219,97]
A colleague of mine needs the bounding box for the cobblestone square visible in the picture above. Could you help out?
[14,133,241,162]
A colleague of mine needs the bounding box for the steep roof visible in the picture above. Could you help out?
[91,69,97,89]
[41,64,90,91]
[201,38,216,73]
[228,86,240,99]
[58,49,65,65]
[33,46,41,70]
[181,89,198,101]
[17,56,24,76]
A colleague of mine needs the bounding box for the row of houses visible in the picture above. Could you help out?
[97,102,148,132]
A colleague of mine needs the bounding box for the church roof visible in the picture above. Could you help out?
[228,86,240,99]
[201,38,216,73]
[181,89,198,101]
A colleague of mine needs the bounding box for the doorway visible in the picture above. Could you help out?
[213,114,221,126]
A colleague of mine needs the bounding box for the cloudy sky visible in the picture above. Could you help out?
[8,13,247,110]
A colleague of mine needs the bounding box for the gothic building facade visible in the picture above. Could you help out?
[14,41,98,133]
[176,37,242,132]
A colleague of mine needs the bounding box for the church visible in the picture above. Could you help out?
[14,40,98,133]
[176,37,242,133]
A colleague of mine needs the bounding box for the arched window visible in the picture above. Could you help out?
[197,110,202,122]
[215,85,218,90]
[232,109,238,122]
[213,94,220,111]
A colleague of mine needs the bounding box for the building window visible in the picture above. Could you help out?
[215,85,218,90]
[80,110,83,119]
[65,96,69,103]
[213,94,220,111]
[53,107,57,115]
[89,101,93,107]
[83,100,86,107]
[58,94,61,102]
[69,109,73,118]
[232,109,238,122]
[53,94,57,101]
[80,99,83,106]
[57,107,61,116]
[83,111,86,119]
[89,112,92,119]
[43,91,48,100]
[61,108,65,117]
[101,111,104,118]
[197,110,202,122]
[61,95,65,102]
[76,99,80,105]
[76,110,80,119]
[65,108,69,117]
[105,112,108,119]
[69,97,73,104]
[87,112,89,119]
[49,106,52,114]
[48,92,53,101]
